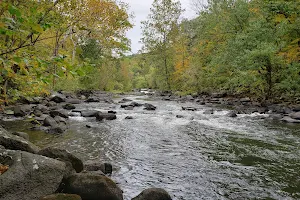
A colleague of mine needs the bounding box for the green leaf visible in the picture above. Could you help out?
[8,5,21,17]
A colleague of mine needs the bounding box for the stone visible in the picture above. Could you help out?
[66,99,81,104]
[182,107,197,111]
[38,147,84,173]
[96,113,117,121]
[50,95,66,103]
[11,132,29,141]
[290,112,300,120]
[13,105,31,117]
[44,116,58,127]
[176,115,184,118]
[0,127,39,153]
[61,172,123,200]
[81,110,99,117]
[40,194,82,200]
[50,110,69,118]
[144,103,156,111]
[132,188,172,200]
[54,116,67,124]
[63,104,76,110]
[85,97,100,103]
[281,116,300,123]
[84,162,113,175]
[0,149,67,200]
[34,104,49,113]
[125,116,133,120]
[203,109,214,114]
[118,98,132,103]
[226,111,237,118]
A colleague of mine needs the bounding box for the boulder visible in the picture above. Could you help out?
[38,147,83,173]
[124,106,134,110]
[108,110,117,114]
[290,112,300,120]
[176,115,184,118]
[226,111,237,118]
[0,149,67,200]
[203,109,214,114]
[34,104,49,113]
[281,116,300,123]
[11,132,29,140]
[96,113,117,121]
[132,188,172,200]
[81,110,99,117]
[130,101,143,107]
[144,103,156,111]
[125,116,133,120]
[50,95,66,103]
[44,116,58,127]
[34,110,43,117]
[85,97,100,103]
[54,116,67,124]
[13,105,31,117]
[40,194,82,200]
[84,162,113,175]
[63,104,76,110]
[50,110,69,118]
[0,127,39,153]
[47,124,67,134]
[62,172,123,200]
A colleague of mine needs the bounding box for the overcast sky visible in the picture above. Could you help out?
[122,0,197,54]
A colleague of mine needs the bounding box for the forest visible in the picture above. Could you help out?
[0,0,300,106]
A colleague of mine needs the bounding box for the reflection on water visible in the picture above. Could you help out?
[2,95,300,200]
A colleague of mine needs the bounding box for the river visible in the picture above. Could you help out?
[3,94,300,199]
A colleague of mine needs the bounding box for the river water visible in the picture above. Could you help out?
[4,95,300,199]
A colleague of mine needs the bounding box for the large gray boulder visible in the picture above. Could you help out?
[80,110,99,117]
[62,172,123,200]
[0,127,39,153]
[0,149,67,200]
[50,95,66,103]
[13,105,32,117]
[96,113,117,121]
[144,103,156,111]
[132,188,172,200]
[38,147,83,173]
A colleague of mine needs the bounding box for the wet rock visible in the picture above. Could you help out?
[108,110,117,114]
[0,127,39,153]
[227,111,237,118]
[144,103,156,111]
[69,112,81,117]
[124,106,134,110]
[40,193,82,200]
[34,109,43,117]
[61,172,123,200]
[54,116,67,124]
[38,147,84,173]
[292,106,300,112]
[211,92,226,98]
[48,125,67,134]
[86,97,100,103]
[176,115,184,118]
[96,113,117,121]
[281,116,300,123]
[0,149,67,200]
[11,132,29,141]
[44,116,58,127]
[50,110,69,118]
[84,162,113,175]
[51,95,66,103]
[63,104,76,110]
[86,125,92,128]
[13,105,31,117]
[203,109,214,114]
[125,116,133,119]
[290,112,300,120]
[119,98,132,103]
[132,188,172,200]
[81,110,99,117]
[46,101,57,107]
[182,106,197,111]
[66,98,81,104]
[130,101,143,107]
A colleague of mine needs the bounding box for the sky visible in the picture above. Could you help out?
[122,0,197,54]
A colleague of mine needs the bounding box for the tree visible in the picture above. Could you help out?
[141,0,183,91]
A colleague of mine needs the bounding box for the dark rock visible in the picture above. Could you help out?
[125,116,133,119]
[86,97,100,103]
[54,116,67,124]
[38,147,84,173]
[62,172,123,200]
[44,116,58,127]
[48,125,66,134]
[130,101,143,107]
[11,132,29,140]
[108,110,117,114]
[81,110,99,117]
[50,110,69,118]
[290,112,300,120]
[227,111,237,118]
[86,125,92,128]
[46,101,57,107]
[63,104,76,110]
[51,95,66,103]
[0,149,67,200]
[84,162,113,175]
[35,104,49,112]
[118,98,132,103]
[292,106,300,112]
[13,105,31,117]
[66,98,81,104]
[144,103,156,111]
[34,109,43,117]
[182,106,197,111]
[132,188,172,200]
[0,127,39,153]
[211,92,226,98]
[40,193,82,200]
[69,112,81,117]
[176,115,184,118]
[96,113,117,121]
[203,109,214,114]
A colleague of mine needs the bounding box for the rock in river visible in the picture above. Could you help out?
[0,149,67,200]
[132,188,172,200]
[144,103,156,111]
[96,113,117,121]
[61,172,123,200]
